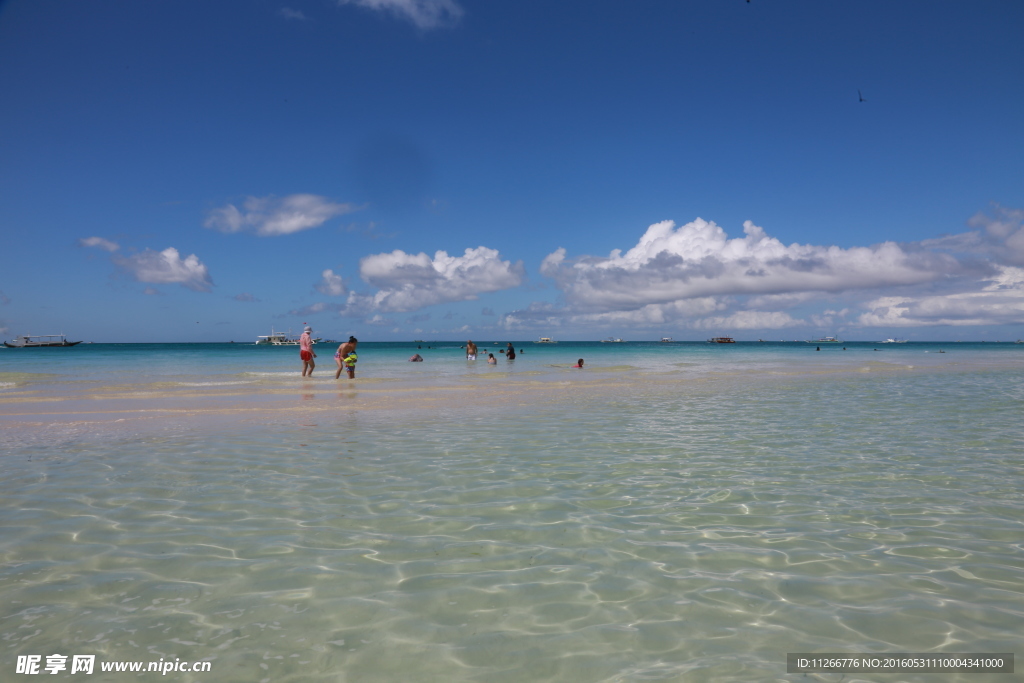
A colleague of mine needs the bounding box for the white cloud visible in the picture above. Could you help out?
[354,246,524,312]
[205,194,356,236]
[114,248,213,292]
[857,266,1024,327]
[280,7,307,20]
[338,0,462,29]
[542,218,960,312]
[315,269,346,296]
[143,287,161,296]
[692,310,804,330]
[78,236,120,252]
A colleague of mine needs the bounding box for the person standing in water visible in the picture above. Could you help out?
[299,326,316,376]
[335,336,358,380]
[466,340,478,361]
[506,342,516,360]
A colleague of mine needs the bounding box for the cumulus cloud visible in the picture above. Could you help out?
[352,246,524,313]
[315,269,346,296]
[858,266,1024,327]
[77,236,120,252]
[522,212,1024,333]
[338,0,462,29]
[114,248,213,292]
[205,194,356,236]
[543,218,961,312]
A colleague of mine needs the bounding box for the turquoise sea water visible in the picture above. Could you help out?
[1,342,1022,681]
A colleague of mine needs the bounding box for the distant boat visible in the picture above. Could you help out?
[255,328,321,345]
[600,337,624,343]
[707,337,735,344]
[807,336,842,344]
[535,337,557,344]
[880,338,908,344]
[4,333,81,348]
[660,337,674,343]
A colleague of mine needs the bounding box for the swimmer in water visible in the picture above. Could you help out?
[573,358,584,368]
[487,353,497,364]
[409,353,423,362]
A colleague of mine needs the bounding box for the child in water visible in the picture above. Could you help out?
[487,353,497,364]
[342,352,357,378]
[573,358,584,368]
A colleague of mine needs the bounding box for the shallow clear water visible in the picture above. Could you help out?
[1,343,1022,681]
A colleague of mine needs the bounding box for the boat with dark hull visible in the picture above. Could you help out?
[4,334,82,348]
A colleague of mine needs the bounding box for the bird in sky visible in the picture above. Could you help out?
[858,89,866,102]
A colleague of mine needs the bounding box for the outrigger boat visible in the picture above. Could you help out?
[255,328,321,345]
[707,337,735,343]
[807,336,843,344]
[660,337,674,343]
[600,337,624,343]
[535,337,557,344]
[4,334,81,348]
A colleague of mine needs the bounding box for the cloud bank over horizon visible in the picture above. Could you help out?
[493,212,1024,333]
[276,209,1024,334]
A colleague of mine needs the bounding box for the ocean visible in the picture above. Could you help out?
[1,341,1022,681]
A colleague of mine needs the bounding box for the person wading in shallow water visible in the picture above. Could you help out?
[506,343,516,360]
[335,336,358,380]
[299,326,316,376]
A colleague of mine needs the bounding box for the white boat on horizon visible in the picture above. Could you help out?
[660,337,674,343]
[807,336,843,344]
[535,337,557,344]
[600,337,624,343]
[880,338,908,343]
[255,328,321,345]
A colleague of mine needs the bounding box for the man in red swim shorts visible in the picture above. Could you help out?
[299,326,316,376]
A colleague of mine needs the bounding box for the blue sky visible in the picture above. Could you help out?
[1,0,1023,342]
